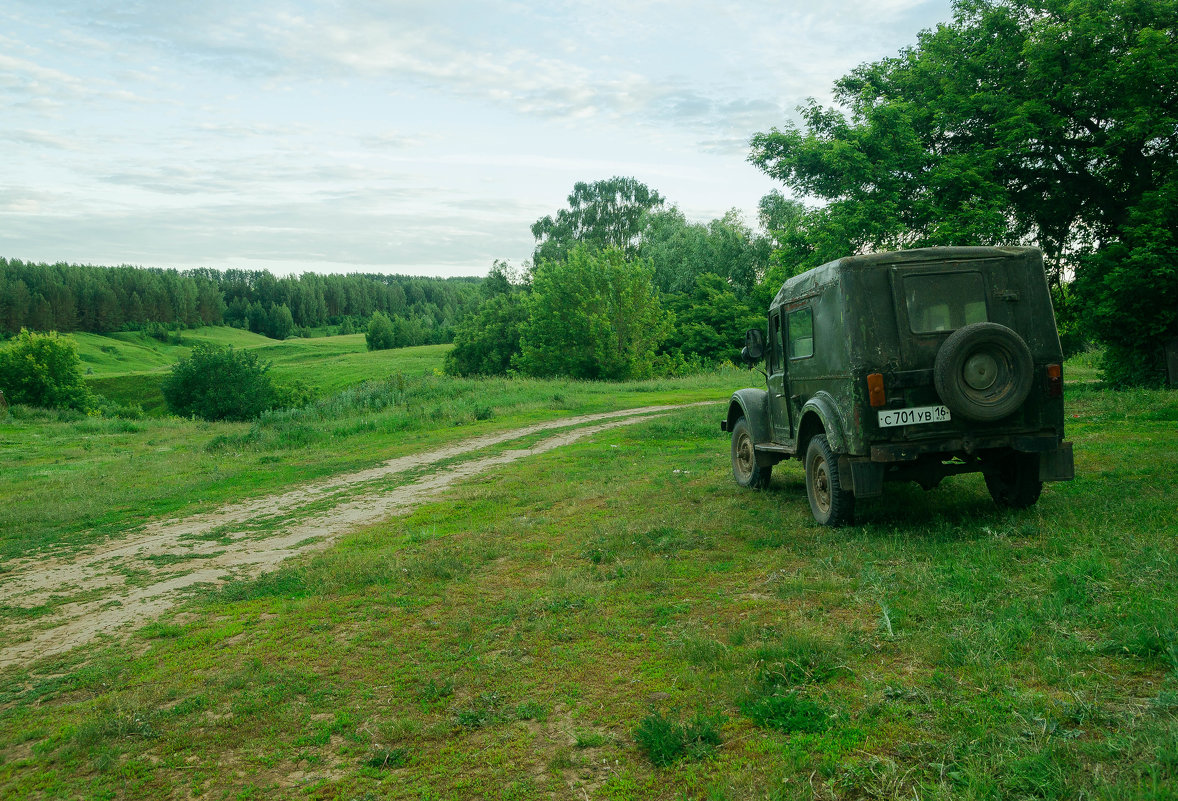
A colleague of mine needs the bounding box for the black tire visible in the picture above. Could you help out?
[984,450,1043,509]
[804,434,854,526]
[934,322,1034,422]
[731,417,772,489]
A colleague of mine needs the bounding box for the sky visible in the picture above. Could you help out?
[1,0,955,278]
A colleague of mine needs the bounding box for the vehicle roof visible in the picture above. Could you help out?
[769,246,1040,311]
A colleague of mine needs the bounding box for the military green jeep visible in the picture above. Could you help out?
[721,246,1074,526]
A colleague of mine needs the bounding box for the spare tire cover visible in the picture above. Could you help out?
[934,322,1033,422]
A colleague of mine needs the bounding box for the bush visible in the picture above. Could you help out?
[366,312,396,351]
[1075,181,1178,387]
[0,329,93,411]
[633,710,723,767]
[516,245,671,380]
[161,344,280,421]
[445,292,528,376]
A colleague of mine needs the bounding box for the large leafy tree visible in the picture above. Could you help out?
[366,311,396,351]
[750,0,1178,384]
[516,246,670,381]
[640,207,768,297]
[1073,180,1178,385]
[750,0,1178,266]
[531,177,666,264]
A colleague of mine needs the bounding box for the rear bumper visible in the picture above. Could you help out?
[869,433,1068,464]
[843,435,1074,497]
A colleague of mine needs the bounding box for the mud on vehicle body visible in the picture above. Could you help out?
[722,246,1074,526]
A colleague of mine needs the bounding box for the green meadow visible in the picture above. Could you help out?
[75,328,452,415]
[0,341,1175,799]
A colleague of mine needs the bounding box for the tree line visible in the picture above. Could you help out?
[0,259,482,344]
[446,176,770,380]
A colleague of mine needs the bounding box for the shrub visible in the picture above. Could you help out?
[366,312,396,351]
[161,343,280,421]
[0,329,93,411]
[1075,182,1178,387]
[444,292,528,376]
[516,245,671,380]
[633,710,723,766]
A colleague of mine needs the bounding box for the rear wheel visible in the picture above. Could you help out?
[731,417,772,489]
[984,450,1042,508]
[805,435,854,526]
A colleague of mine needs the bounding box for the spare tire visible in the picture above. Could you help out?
[934,322,1033,422]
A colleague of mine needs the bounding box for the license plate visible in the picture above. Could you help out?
[878,405,951,428]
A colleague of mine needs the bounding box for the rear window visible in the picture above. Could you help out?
[904,272,988,333]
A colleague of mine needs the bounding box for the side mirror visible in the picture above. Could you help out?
[741,328,765,365]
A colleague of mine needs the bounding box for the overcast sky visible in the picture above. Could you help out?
[2,0,954,277]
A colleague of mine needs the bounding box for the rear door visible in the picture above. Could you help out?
[889,259,1007,367]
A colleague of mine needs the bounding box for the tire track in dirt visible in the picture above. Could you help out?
[0,403,709,669]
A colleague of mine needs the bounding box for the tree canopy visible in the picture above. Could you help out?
[750,0,1178,273]
[749,0,1178,384]
[531,177,666,264]
[0,257,482,344]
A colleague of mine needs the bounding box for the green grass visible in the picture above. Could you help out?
[1,359,1175,799]
[0,363,742,560]
[73,327,276,376]
[77,328,449,414]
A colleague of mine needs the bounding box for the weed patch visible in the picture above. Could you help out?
[634,710,724,767]
[363,747,410,769]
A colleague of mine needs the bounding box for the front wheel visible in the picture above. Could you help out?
[984,451,1042,509]
[731,417,772,489]
[805,435,854,526]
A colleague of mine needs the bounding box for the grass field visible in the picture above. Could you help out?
[1,354,1175,800]
[76,328,449,415]
[0,348,740,561]
[73,328,276,376]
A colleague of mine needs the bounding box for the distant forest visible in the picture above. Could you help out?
[0,258,482,344]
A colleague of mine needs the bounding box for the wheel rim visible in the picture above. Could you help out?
[735,432,756,480]
[964,352,999,390]
[811,454,831,514]
[958,343,1014,403]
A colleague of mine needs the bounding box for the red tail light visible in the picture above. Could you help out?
[1046,364,1063,398]
[867,373,886,407]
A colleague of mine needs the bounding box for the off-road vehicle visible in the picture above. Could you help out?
[721,246,1074,525]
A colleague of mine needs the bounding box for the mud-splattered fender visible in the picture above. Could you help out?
[724,388,771,444]
[799,391,849,453]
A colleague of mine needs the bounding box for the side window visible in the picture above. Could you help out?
[788,307,814,359]
[770,312,784,374]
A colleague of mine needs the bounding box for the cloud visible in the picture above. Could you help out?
[0,129,79,150]
[0,196,528,275]
[0,0,955,275]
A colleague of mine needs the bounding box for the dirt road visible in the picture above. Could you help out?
[0,403,708,669]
